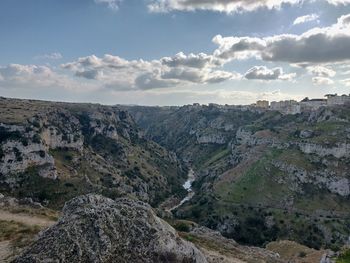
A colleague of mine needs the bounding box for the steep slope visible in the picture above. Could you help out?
[125,104,350,250]
[14,194,207,263]
[0,97,187,209]
[14,194,285,263]
[124,104,262,169]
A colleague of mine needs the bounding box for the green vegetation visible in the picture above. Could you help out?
[0,127,23,144]
[173,221,191,232]
[337,249,350,263]
[0,220,41,243]
[4,167,93,209]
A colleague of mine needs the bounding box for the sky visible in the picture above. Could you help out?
[0,0,350,106]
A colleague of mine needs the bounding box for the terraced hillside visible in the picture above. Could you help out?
[125,104,350,250]
[0,97,187,209]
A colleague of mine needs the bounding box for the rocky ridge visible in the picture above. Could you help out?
[14,194,207,263]
[124,104,350,250]
[0,97,187,208]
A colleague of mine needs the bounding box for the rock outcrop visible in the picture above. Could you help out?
[14,194,207,263]
[0,98,187,208]
[196,133,226,144]
[188,226,283,263]
[124,104,350,250]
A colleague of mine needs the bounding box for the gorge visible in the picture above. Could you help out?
[0,97,349,262]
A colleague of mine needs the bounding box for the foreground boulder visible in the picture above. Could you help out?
[14,194,207,263]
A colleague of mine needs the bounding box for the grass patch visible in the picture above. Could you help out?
[337,249,350,263]
[0,220,41,242]
[201,147,230,168]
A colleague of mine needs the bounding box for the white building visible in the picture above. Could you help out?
[326,94,350,106]
[270,100,301,114]
[300,98,327,111]
[256,100,269,109]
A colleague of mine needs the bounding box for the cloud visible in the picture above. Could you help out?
[147,0,350,14]
[293,14,319,25]
[307,65,336,77]
[148,0,300,13]
[0,64,96,92]
[244,66,296,80]
[160,52,217,68]
[340,78,350,86]
[312,76,334,85]
[34,52,63,60]
[94,0,121,10]
[62,53,239,90]
[5,14,350,94]
[0,64,54,82]
[326,0,350,5]
[213,13,350,64]
[213,35,266,61]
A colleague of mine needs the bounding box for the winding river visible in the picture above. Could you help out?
[169,169,195,212]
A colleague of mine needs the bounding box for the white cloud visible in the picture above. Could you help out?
[293,14,319,25]
[147,0,350,14]
[148,0,300,13]
[340,78,350,86]
[326,0,350,5]
[34,52,63,60]
[160,52,217,68]
[307,65,336,77]
[61,53,239,90]
[0,64,96,92]
[94,0,121,10]
[213,14,350,64]
[244,66,296,80]
[312,76,334,85]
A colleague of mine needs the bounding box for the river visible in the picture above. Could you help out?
[169,169,195,212]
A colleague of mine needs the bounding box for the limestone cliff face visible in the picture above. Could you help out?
[196,133,227,144]
[0,124,58,180]
[0,109,87,179]
[0,98,187,208]
[234,127,350,197]
[297,142,350,159]
[0,140,56,177]
[124,104,350,249]
[272,160,350,197]
[14,194,207,263]
[236,127,350,159]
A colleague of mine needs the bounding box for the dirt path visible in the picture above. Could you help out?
[0,210,55,228]
[0,209,56,262]
[0,241,12,262]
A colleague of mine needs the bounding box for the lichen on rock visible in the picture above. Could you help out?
[14,194,207,263]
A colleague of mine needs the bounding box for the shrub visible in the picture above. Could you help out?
[174,222,191,232]
[298,251,307,258]
[32,134,41,144]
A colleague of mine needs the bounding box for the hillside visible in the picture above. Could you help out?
[14,194,285,263]
[0,97,187,209]
[1,97,349,262]
[124,104,350,250]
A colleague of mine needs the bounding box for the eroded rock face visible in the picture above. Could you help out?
[272,160,350,197]
[14,194,207,263]
[196,133,226,144]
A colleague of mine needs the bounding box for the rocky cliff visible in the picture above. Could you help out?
[14,194,207,263]
[0,97,187,208]
[14,194,289,263]
[125,104,350,250]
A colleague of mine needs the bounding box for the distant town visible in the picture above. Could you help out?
[253,94,350,115]
[187,94,350,115]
